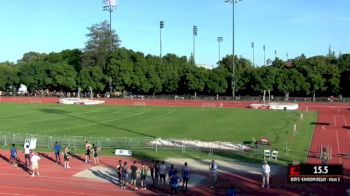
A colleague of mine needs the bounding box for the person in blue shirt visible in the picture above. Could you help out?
[10,144,18,166]
[182,162,190,192]
[53,141,61,163]
[226,185,236,196]
[169,170,179,194]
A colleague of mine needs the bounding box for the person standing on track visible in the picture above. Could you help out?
[52,141,61,164]
[209,160,218,189]
[91,144,100,166]
[23,144,31,167]
[140,162,147,190]
[85,141,92,164]
[121,161,128,189]
[30,152,41,177]
[261,160,271,188]
[10,144,18,166]
[159,161,167,187]
[117,160,123,185]
[155,160,160,186]
[130,161,138,190]
[63,146,70,168]
[182,162,190,192]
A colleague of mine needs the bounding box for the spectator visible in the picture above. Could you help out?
[168,164,175,180]
[182,162,190,192]
[63,146,70,168]
[10,144,18,166]
[159,161,167,187]
[121,161,128,189]
[31,152,41,177]
[91,144,100,166]
[169,170,180,194]
[150,160,155,185]
[117,160,122,185]
[85,141,92,164]
[53,141,61,163]
[209,160,218,188]
[23,144,31,167]
[262,161,271,188]
[155,160,160,186]
[226,185,236,196]
[140,162,147,190]
[130,161,138,190]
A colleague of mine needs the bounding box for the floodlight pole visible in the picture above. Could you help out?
[252,42,255,67]
[225,0,241,100]
[160,21,164,64]
[193,25,198,65]
[103,0,117,51]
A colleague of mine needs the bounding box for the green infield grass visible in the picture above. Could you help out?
[0,102,316,164]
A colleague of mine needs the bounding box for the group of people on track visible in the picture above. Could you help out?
[7,140,101,176]
[116,159,192,194]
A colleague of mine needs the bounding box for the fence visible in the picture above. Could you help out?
[0,131,248,153]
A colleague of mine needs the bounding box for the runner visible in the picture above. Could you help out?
[23,144,31,167]
[130,161,138,190]
[10,144,18,166]
[91,144,100,166]
[31,152,41,177]
[52,141,61,163]
[63,146,70,168]
[182,162,190,192]
[85,141,92,164]
[140,162,147,190]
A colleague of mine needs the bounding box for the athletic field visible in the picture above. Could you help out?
[0,102,316,164]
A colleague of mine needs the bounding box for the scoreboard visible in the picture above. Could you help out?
[288,164,343,183]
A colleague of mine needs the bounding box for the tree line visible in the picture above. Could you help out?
[0,21,349,97]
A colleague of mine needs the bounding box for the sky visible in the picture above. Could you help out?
[0,0,350,67]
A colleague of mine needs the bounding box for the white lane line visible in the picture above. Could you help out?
[335,129,342,164]
[342,115,350,138]
[334,114,337,127]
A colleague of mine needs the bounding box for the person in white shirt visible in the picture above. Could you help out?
[31,152,41,177]
[262,160,271,188]
[23,144,31,167]
[159,161,167,187]
[209,160,218,188]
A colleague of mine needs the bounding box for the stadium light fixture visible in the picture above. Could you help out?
[193,25,198,64]
[160,21,164,64]
[225,0,242,100]
[217,37,223,62]
[102,0,117,50]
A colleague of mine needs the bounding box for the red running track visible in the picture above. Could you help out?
[302,103,350,170]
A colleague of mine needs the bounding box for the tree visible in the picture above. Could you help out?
[81,20,121,69]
